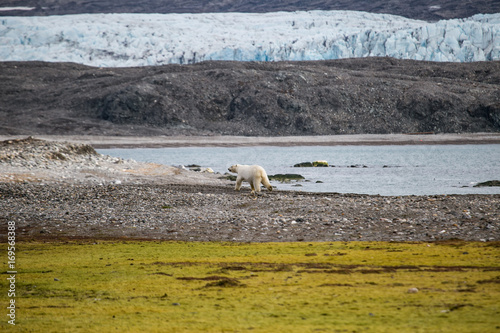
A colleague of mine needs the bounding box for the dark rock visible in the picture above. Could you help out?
[186,164,202,172]
[294,162,314,167]
[269,174,305,182]
[474,180,500,187]
[224,174,237,181]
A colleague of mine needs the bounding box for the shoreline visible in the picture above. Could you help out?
[2,182,498,243]
[1,133,500,148]
[1,137,498,242]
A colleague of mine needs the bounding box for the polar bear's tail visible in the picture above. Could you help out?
[262,174,273,192]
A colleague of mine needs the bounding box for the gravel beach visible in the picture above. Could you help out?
[1,137,499,242]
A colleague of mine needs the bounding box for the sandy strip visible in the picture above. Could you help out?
[1,133,500,148]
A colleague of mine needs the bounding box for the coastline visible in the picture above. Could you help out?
[1,133,499,148]
[1,136,498,243]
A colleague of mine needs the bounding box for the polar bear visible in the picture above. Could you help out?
[228,164,273,194]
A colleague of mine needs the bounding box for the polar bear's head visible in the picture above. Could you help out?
[228,164,239,173]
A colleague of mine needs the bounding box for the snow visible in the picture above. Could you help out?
[0,7,35,12]
[0,11,499,67]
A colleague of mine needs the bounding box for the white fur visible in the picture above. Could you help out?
[228,164,273,194]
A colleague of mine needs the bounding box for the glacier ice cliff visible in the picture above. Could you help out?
[0,11,499,67]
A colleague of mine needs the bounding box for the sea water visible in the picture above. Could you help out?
[98,144,500,196]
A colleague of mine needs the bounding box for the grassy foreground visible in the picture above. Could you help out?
[1,240,499,332]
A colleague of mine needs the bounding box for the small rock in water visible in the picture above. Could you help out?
[269,174,305,182]
[474,180,500,187]
[313,160,329,167]
[294,162,313,167]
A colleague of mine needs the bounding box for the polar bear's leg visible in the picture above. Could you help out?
[248,183,255,196]
[253,177,262,193]
[250,180,256,193]
[235,176,243,191]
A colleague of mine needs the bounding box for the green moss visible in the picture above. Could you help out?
[312,160,329,167]
[2,241,499,332]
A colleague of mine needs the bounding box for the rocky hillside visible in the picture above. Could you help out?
[1,58,499,136]
[4,0,500,21]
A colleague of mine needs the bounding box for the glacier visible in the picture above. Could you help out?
[0,10,499,67]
